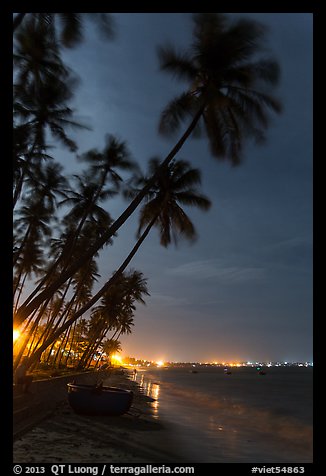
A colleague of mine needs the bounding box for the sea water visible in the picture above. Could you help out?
[131,366,313,463]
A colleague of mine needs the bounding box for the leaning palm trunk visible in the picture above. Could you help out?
[29,277,74,354]
[26,214,159,367]
[63,321,77,367]
[22,172,110,309]
[13,296,53,370]
[77,322,104,369]
[83,326,108,369]
[13,225,31,268]
[15,106,204,327]
[14,271,28,312]
[13,140,39,208]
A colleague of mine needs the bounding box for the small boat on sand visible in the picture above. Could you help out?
[67,382,133,416]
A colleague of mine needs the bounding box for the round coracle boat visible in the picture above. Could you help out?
[67,382,133,416]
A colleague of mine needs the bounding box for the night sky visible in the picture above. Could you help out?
[54,13,312,363]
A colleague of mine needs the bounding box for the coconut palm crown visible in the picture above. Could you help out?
[130,158,211,247]
[158,13,282,165]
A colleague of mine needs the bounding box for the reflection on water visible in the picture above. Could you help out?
[131,370,161,419]
[130,367,313,463]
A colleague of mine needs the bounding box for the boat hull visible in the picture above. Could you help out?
[67,383,133,416]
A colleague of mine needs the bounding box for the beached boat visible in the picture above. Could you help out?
[67,382,133,416]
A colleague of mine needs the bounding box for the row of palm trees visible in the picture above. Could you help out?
[13,12,282,371]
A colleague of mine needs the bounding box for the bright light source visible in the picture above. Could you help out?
[156,360,164,367]
[13,330,20,342]
[111,354,122,364]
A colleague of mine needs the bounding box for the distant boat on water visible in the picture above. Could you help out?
[256,367,266,375]
[224,368,232,375]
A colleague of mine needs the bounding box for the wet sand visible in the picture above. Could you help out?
[13,372,187,463]
[13,367,312,463]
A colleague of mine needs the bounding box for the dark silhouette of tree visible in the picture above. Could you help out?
[14,13,281,325]
[24,158,209,367]
[133,158,211,247]
[157,13,282,165]
[13,162,68,310]
[13,16,87,207]
[13,13,115,46]
[20,135,134,310]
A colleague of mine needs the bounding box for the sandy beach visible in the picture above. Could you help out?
[13,370,186,463]
[13,366,313,464]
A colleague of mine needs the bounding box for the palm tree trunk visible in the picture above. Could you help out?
[14,271,28,312]
[13,298,52,370]
[78,337,96,369]
[78,320,107,369]
[21,170,110,308]
[27,214,159,367]
[30,277,74,354]
[13,140,38,208]
[85,324,111,369]
[63,321,77,366]
[16,106,205,326]
[13,268,25,304]
[13,226,31,268]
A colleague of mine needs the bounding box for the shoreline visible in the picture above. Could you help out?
[13,369,187,463]
[13,366,313,463]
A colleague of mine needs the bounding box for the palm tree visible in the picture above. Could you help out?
[13,161,67,301]
[77,271,148,369]
[15,13,281,325]
[133,158,211,246]
[157,13,282,165]
[13,198,52,283]
[13,13,115,46]
[61,133,136,225]
[13,235,46,312]
[23,159,209,368]
[78,133,137,189]
[13,76,84,207]
[13,16,81,207]
[14,217,111,370]
[17,136,134,314]
[23,161,68,214]
[13,16,69,92]
[102,339,122,361]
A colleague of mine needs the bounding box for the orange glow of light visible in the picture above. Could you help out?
[13,329,20,342]
[111,354,123,364]
[156,360,164,367]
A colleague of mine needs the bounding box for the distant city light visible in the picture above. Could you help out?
[120,356,313,368]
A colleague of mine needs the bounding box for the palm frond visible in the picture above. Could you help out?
[157,44,197,81]
[203,105,231,160]
[159,92,197,136]
[57,13,83,47]
[175,191,211,210]
[224,58,281,87]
